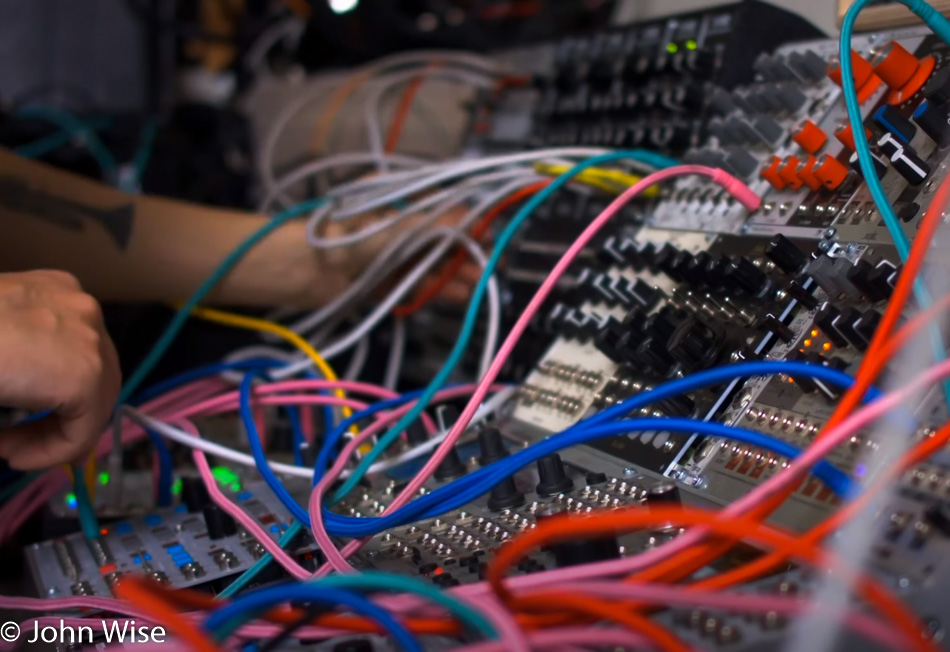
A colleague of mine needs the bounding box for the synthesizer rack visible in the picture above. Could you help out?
[12,1,950,650]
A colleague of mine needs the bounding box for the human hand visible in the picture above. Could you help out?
[0,271,120,469]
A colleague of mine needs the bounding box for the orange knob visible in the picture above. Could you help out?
[827,50,874,88]
[871,41,920,89]
[869,40,935,105]
[833,122,870,152]
[797,156,822,191]
[778,155,804,190]
[813,154,849,191]
[760,155,787,190]
[793,119,828,154]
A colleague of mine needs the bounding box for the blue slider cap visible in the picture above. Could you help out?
[873,105,916,144]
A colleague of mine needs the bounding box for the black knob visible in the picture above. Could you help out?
[658,393,696,417]
[478,427,508,466]
[633,336,678,375]
[786,280,819,309]
[633,242,658,272]
[870,261,899,295]
[576,268,619,307]
[627,278,661,310]
[182,477,211,513]
[434,444,466,481]
[203,504,237,540]
[645,481,681,509]
[726,257,769,296]
[913,100,950,147]
[878,134,931,185]
[925,65,950,105]
[667,317,722,371]
[587,59,616,91]
[597,236,636,267]
[846,259,889,302]
[853,308,882,343]
[623,307,650,335]
[684,251,712,288]
[898,202,921,223]
[406,422,429,446]
[838,308,870,351]
[849,150,888,180]
[758,313,795,343]
[552,535,620,568]
[789,351,819,394]
[487,477,525,511]
[554,63,582,93]
[623,53,651,82]
[787,50,827,81]
[649,123,693,150]
[593,317,626,363]
[585,472,608,486]
[814,303,849,348]
[765,234,807,275]
[535,454,574,497]
[653,244,680,278]
[685,47,717,77]
[704,255,733,291]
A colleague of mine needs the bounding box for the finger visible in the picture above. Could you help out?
[0,417,94,470]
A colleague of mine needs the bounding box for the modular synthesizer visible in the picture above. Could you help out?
[8,0,950,650]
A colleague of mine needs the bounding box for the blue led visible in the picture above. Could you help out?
[144,514,162,526]
[269,524,280,534]
[174,505,187,514]
[237,491,252,501]
[133,556,142,565]
[166,544,185,555]
[144,553,152,561]
[115,522,132,535]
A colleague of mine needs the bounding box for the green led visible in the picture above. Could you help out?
[666,42,679,54]
[98,471,109,485]
[211,466,241,488]
[230,482,241,492]
[686,39,698,51]
[65,493,77,509]
[172,478,183,495]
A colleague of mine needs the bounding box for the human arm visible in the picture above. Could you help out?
[0,148,356,308]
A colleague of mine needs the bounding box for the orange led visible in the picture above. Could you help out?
[823,342,832,351]
[811,330,819,337]
[804,339,813,347]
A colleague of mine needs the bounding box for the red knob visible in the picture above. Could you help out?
[869,40,935,104]
[760,155,786,190]
[778,156,804,191]
[793,119,828,154]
